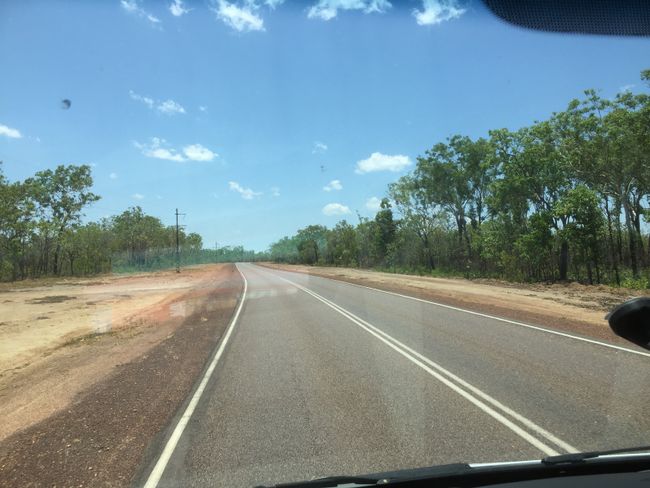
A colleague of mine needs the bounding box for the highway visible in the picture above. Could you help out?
[140,263,650,487]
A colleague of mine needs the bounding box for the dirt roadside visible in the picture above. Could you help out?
[259,263,648,347]
[0,264,243,487]
[0,265,226,378]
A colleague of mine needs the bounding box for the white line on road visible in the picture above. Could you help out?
[143,264,248,488]
[263,268,578,457]
[265,266,650,359]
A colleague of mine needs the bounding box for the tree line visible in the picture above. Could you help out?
[0,164,258,281]
[269,70,650,287]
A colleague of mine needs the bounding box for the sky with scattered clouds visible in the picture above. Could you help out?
[1,0,649,250]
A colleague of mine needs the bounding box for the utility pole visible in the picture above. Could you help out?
[215,241,218,264]
[175,208,185,273]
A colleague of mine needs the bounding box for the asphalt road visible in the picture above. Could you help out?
[140,263,650,487]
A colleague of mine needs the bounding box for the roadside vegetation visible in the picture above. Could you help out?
[0,164,258,281]
[269,70,650,288]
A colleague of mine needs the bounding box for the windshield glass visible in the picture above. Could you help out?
[1,1,649,487]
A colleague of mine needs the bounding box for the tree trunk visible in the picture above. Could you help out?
[53,244,60,276]
[42,236,50,276]
[613,200,624,269]
[633,195,645,267]
[586,253,593,285]
[559,240,569,281]
[603,198,620,286]
[623,198,639,278]
[464,233,472,262]
[422,234,435,270]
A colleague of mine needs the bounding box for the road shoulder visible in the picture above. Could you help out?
[0,264,243,487]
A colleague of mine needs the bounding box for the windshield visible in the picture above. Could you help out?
[1,1,649,487]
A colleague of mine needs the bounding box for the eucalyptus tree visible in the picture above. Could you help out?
[389,175,443,270]
[26,164,100,275]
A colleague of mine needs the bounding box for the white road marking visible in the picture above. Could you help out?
[261,267,578,457]
[264,266,650,359]
[143,264,248,488]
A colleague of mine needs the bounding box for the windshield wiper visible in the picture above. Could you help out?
[257,452,650,488]
[255,475,384,488]
[542,445,650,465]
[255,464,471,487]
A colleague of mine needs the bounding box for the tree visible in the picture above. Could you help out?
[354,216,380,268]
[325,221,357,266]
[488,122,573,280]
[414,135,495,267]
[555,93,621,284]
[555,186,605,284]
[295,225,328,265]
[269,236,299,263]
[513,212,555,281]
[111,207,167,268]
[389,175,442,270]
[415,139,471,256]
[373,198,396,265]
[26,164,100,275]
[0,170,36,279]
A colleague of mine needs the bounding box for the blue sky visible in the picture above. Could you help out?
[1,0,649,251]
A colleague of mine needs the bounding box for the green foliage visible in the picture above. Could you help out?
[269,69,650,286]
[296,225,328,264]
[620,275,650,290]
[325,220,358,267]
[269,236,299,263]
[0,165,260,281]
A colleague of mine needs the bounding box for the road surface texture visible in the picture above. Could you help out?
[138,263,650,488]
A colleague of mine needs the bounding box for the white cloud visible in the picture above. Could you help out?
[322,203,351,216]
[0,124,22,139]
[183,144,217,161]
[134,137,186,162]
[265,0,285,8]
[312,141,328,153]
[213,0,265,32]
[129,90,155,109]
[413,0,465,26]
[199,105,208,112]
[157,99,186,114]
[135,138,217,162]
[365,196,382,211]
[307,0,391,20]
[149,148,185,162]
[169,0,189,16]
[129,91,186,115]
[355,152,411,174]
[323,179,343,192]
[109,172,118,180]
[132,193,145,200]
[229,181,262,200]
[121,0,138,12]
[620,84,635,93]
[271,186,281,197]
[121,0,161,24]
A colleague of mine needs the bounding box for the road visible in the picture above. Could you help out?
[138,263,650,487]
